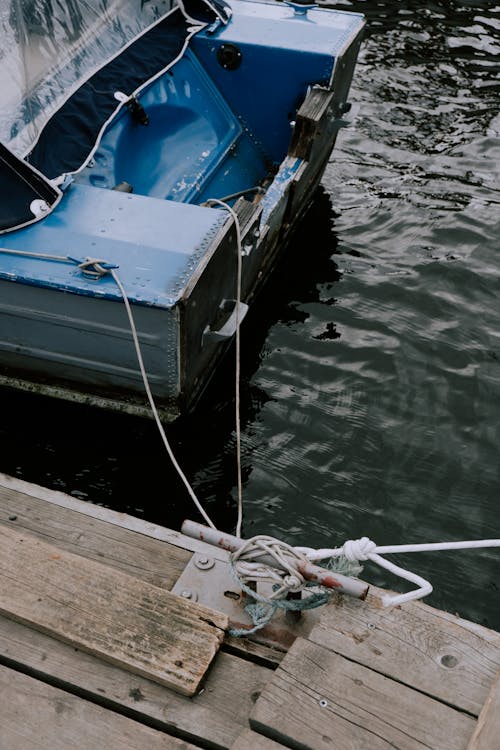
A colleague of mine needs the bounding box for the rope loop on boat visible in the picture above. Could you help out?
[72,256,118,279]
[0,248,119,281]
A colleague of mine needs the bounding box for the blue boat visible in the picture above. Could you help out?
[0,0,364,420]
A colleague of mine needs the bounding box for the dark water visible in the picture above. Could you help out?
[2,0,499,629]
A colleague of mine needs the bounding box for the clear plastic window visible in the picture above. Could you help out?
[1,0,173,156]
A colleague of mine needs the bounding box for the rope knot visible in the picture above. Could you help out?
[342,537,376,562]
[282,574,303,593]
[68,256,119,279]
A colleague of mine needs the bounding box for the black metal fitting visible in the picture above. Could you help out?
[127,96,149,126]
[217,43,242,71]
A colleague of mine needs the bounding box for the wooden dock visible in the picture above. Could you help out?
[0,472,499,749]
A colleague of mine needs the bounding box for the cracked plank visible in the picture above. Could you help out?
[0,613,270,749]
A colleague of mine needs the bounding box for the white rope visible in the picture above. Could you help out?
[296,536,500,606]
[203,198,244,538]
[111,193,246,537]
[110,269,216,529]
[232,535,307,599]
[0,247,73,263]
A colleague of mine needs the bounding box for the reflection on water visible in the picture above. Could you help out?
[1,0,499,629]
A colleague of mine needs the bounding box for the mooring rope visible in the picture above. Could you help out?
[296,536,500,606]
[111,193,247,536]
[203,197,244,538]
[83,257,218,530]
[109,267,217,529]
[112,190,248,536]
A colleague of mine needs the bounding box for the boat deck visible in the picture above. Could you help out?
[0,473,499,749]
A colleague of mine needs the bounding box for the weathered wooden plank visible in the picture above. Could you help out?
[0,472,229,560]
[288,87,335,161]
[0,524,227,695]
[0,476,302,664]
[0,664,200,750]
[308,589,500,716]
[251,636,475,750]
[231,729,286,750]
[0,483,191,589]
[0,613,269,749]
[467,669,500,750]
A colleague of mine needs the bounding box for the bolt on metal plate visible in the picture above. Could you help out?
[194,555,215,570]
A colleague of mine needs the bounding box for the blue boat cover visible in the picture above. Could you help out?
[27,10,189,180]
[0,0,231,234]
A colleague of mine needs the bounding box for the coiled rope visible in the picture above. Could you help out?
[232,535,310,599]
[229,536,334,636]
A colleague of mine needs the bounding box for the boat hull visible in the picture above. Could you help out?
[0,0,365,420]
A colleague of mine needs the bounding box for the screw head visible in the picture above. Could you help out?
[194,555,215,570]
[179,588,198,601]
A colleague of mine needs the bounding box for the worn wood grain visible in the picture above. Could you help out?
[308,589,500,716]
[467,669,500,750]
[0,472,230,560]
[0,483,190,589]
[251,636,475,750]
[0,664,201,750]
[0,478,294,667]
[0,613,269,749]
[288,87,334,161]
[231,729,286,750]
[0,524,227,695]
